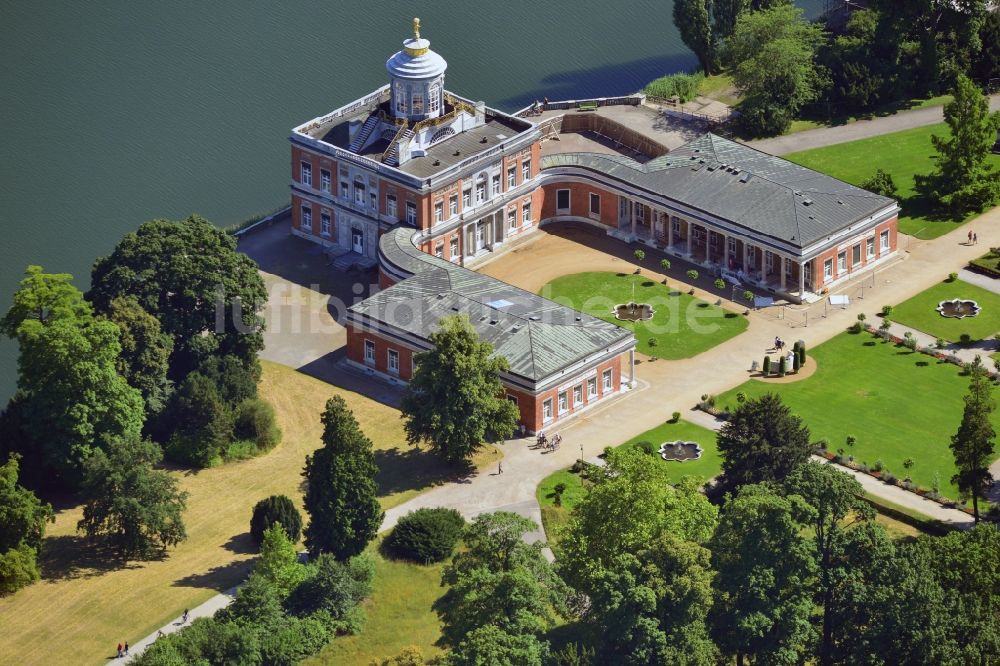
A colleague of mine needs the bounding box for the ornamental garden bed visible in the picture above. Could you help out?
[969,248,1000,278]
[886,278,1000,342]
[539,271,747,358]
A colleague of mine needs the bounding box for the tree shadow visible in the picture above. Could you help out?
[39,534,140,582]
[374,446,476,499]
[173,559,252,593]
[222,532,257,555]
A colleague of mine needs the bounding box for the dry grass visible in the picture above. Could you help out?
[0,361,496,666]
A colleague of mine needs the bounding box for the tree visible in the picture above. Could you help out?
[915,74,1000,214]
[254,523,308,597]
[250,495,303,546]
[674,0,714,75]
[78,436,188,560]
[435,512,568,652]
[785,463,874,665]
[714,393,812,495]
[0,455,53,595]
[303,396,382,560]
[447,624,548,666]
[709,484,817,666]
[384,507,465,563]
[722,4,826,136]
[164,371,233,467]
[861,168,898,199]
[712,0,749,45]
[949,355,995,521]
[0,266,144,490]
[104,296,173,420]
[401,315,519,464]
[88,215,267,381]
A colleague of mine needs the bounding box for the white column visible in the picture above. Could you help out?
[629,349,635,387]
[780,257,787,291]
[667,214,674,248]
[799,260,806,295]
[705,228,711,263]
[723,233,729,268]
[630,200,636,237]
[743,242,750,272]
[686,222,692,255]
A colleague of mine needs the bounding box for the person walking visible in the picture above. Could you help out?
[182,608,189,624]
[969,230,974,244]
[124,641,129,656]
[116,643,123,658]
[974,232,978,245]
[498,461,503,474]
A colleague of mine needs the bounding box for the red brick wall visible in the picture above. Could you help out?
[540,182,618,228]
[346,324,416,381]
[812,215,899,288]
[506,354,623,432]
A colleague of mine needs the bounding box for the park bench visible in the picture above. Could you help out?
[577,101,598,112]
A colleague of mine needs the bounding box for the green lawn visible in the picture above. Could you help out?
[539,272,748,358]
[303,538,445,665]
[715,332,1000,500]
[618,419,723,485]
[888,279,1000,342]
[785,122,1000,239]
[787,95,953,136]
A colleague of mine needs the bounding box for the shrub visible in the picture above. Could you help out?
[735,392,747,404]
[793,353,801,372]
[903,332,917,351]
[860,168,898,198]
[0,544,41,596]
[797,343,806,364]
[670,411,681,423]
[743,290,755,304]
[846,435,856,448]
[881,304,893,316]
[552,483,568,507]
[648,337,658,347]
[879,319,892,333]
[937,337,947,349]
[883,472,897,485]
[948,272,958,282]
[250,495,303,546]
[902,457,914,470]
[762,356,771,374]
[643,71,704,102]
[816,438,828,450]
[849,321,863,334]
[857,313,867,323]
[384,508,465,564]
[233,398,281,452]
[633,249,645,263]
[687,269,699,281]
[660,258,671,272]
[636,441,657,456]
[873,459,885,473]
[714,278,726,290]
[960,333,973,346]
[778,355,787,376]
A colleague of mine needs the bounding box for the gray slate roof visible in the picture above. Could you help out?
[542,133,896,249]
[350,229,633,383]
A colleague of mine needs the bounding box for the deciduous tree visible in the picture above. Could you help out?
[949,355,995,521]
[104,296,173,420]
[302,396,382,560]
[915,74,1000,215]
[0,455,53,595]
[402,315,518,464]
[78,436,188,560]
[674,0,714,75]
[712,0,748,45]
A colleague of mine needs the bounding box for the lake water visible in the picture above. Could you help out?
[0,1,821,401]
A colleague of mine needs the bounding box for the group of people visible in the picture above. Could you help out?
[115,641,129,658]
[536,431,562,451]
[968,230,979,245]
[774,336,786,351]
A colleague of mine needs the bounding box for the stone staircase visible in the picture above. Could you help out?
[348,115,379,153]
[382,129,414,166]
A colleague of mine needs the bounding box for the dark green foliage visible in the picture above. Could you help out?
[861,168,899,198]
[0,266,144,490]
[250,495,302,546]
[674,0,714,75]
[78,436,188,560]
[715,393,812,495]
[165,372,232,467]
[778,355,787,376]
[303,396,382,560]
[284,552,375,620]
[712,0,749,44]
[234,398,281,453]
[792,353,801,372]
[104,296,174,421]
[0,456,53,595]
[88,215,267,382]
[548,642,596,666]
[971,11,1000,82]
[762,356,771,374]
[915,73,1000,215]
[133,616,261,666]
[197,354,261,406]
[384,508,465,563]
[949,356,995,521]
[402,315,519,464]
[447,625,548,666]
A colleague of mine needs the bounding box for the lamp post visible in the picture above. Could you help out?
[580,443,584,461]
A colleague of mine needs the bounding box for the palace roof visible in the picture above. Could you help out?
[542,133,896,249]
[348,229,634,384]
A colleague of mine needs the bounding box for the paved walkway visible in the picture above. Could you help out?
[122,587,237,662]
[959,266,1000,295]
[748,95,1000,155]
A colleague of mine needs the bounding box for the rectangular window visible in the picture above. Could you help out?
[587,377,597,398]
[340,182,349,199]
[838,251,846,273]
[727,236,737,255]
[556,189,570,211]
[387,195,397,219]
[405,201,417,225]
[522,202,532,225]
[462,188,472,208]
[672,217,681,234]
[508,208,517,230]
[573,385,583,406]
[522,160,531,182]
[602,369,613,391]
[852,244,861,265]
[507,394,518,409]
[387,349,399,374]
[476,182,486,203]
[320,212,331,236]
[435,242,444,258]
[492,174,501,196]
[542,398,553,421]
[300,205,312,231]
[449,195,458,217]
[370,192,377,210]
[320,169,331,192]
[412,93,423,114]
[435,202,443,222]
[824,258,833,279]
[507,167,516,188]
[866,237,875,259]
[450,236,459,258]
[880,230,889,251]
[558,391,568,414]
[354,182,365,205]
[364,339,375,363]
[300,161,312,186]
[589,192,600,215]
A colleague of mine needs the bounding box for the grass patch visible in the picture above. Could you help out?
[0,361,495,666]
[618,419,723,485]
[785,122,1000,239]
[642,71,703,103]
[698,72,739,106]
[536,469,588,552]
[540,272,747,358]
[788,95,954,136]
[302,537,445,666]
[716,332,1000,500]
[887,278,1000,342]
[969,248,1000,278]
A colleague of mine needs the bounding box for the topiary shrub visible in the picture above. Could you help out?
[947,272,958,282]
[762,356,771,374]
[670,411,681,423]
[633,249,646,263]
[778,355,787,376]
[960,333,973,346]
[660,258,671,272]
[385,508,465,564]
[797,343,806,365]
[687,269,699,282]
[250,494,303,546]
[793,353,801,372]
[714,278,726,290]
[233,398,281,452]
[881,304,893,317]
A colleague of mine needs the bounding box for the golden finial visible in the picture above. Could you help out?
[413,17,421,39]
